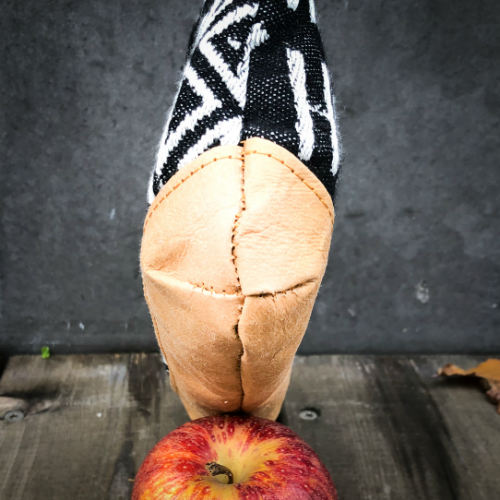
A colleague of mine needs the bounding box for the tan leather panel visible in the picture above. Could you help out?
[141,145,243,294]
[140,137,334,421]
[238,137,334,294]
[238,279,321,418]
[142,270,244,417]
[244,363,294,421]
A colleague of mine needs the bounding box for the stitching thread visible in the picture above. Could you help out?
[143,148,333,233]
[230,151,247,409]
[245,150,334,221]
[144,273,314,298]
[189,281,243,296]
[186,279,315,297]
[144,154,243,232]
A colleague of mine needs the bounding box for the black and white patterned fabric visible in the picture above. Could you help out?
[148,0,341,203]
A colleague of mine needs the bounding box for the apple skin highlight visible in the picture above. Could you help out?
[132,414,337,500]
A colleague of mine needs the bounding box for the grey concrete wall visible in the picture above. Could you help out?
[1,0,499,355]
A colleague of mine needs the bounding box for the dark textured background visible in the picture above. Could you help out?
[1,0,499,355]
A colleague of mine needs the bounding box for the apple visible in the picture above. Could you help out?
[132,414,337,499]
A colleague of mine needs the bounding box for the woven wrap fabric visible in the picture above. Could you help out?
[148,0,341,203]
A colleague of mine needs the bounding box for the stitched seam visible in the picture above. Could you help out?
[186,279,315,297]
[189,281,243,297]
[143,154,244,232]
[245,150,334,223]
[144,271,314,297]
[231,153,246,409]
[251,278,316,297]
[143,150,334,233]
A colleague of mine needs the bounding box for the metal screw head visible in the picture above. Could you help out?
[299,408,319,421]
[4,410,25,422]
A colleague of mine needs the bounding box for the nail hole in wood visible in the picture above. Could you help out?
[299,407,320,421]
[4,409,24,422]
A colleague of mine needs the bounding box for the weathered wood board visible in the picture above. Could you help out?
[0,354,499,499]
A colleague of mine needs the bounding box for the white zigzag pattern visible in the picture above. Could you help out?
[177,4,269,167]
[151,63,221,179]
[150,2,269,201]
[191,0,234,55]
[287,48,339,171]
[199,2,263,108]
[162,64,221,158]
[322,62,340,176]
[286,48,315,162]
[178,116,243,169]
[150,0,335,203]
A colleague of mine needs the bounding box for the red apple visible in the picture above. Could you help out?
[132,414,337,499]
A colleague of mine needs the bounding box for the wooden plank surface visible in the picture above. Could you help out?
[0,354,499,499]
[283,355,500,500]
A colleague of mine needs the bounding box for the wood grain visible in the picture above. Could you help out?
[0,354,187,500]
[282,355,500,500]
[1,354,499,499]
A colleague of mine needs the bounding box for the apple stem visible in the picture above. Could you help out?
[206,462,234,484]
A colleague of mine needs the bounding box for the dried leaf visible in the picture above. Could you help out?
[438,359,500,414]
